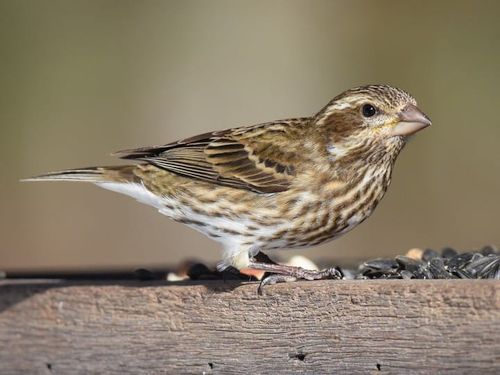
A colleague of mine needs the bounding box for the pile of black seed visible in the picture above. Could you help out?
[356,246,499,280]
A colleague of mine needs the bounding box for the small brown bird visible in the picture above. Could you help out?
[26,85,431,289]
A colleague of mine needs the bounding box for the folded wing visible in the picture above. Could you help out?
[115,121,306,193]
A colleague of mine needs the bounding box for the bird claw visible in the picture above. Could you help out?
[258,275,297,295]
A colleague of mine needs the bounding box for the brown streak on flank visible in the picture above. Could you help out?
[163,203,175,210]
[318,205,332,230]
[176,218,208,227]
[206,211,225,218]
[189,206,209,216]
[219,228,243,236]
[293,201,318,222]
[294,215,341,245]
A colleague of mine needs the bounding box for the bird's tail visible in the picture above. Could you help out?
[22,165,140,184]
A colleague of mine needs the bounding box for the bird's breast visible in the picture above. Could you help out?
[262,165,392,249]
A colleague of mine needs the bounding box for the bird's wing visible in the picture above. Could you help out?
[114,120,308,193]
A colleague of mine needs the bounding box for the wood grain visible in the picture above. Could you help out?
[0,279,498,374]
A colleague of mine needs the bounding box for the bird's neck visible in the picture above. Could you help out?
[328,135,404,177]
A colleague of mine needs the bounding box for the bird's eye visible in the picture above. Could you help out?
[362,104,377,118]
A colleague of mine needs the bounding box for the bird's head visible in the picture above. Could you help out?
[314,85,431,163]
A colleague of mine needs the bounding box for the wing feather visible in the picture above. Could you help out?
[115,120,309,193]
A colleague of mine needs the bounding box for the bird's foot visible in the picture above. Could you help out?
[249,260,342,295]
[258,274,297,295]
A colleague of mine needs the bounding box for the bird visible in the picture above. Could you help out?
[25,84,431,290]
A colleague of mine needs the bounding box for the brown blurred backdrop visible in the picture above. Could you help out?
[1,0,499,271]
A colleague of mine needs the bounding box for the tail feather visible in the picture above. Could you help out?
[22,166,140,183]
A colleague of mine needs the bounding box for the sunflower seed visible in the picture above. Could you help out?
[422,249,440,262]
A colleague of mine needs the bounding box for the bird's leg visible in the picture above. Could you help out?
[251,252,281,293]
[248,259,342,295]
[252,251,279,265]
[249,260,342,280]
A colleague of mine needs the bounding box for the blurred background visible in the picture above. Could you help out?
[1,0,499,272]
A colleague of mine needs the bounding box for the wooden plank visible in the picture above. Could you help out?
[0,279,498,374]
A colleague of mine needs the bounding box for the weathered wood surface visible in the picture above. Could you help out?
[0,279,498,374]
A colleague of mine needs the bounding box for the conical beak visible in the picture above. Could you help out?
[390,103,432,137]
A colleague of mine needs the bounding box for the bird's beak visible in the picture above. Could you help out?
[390,103,432,137]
